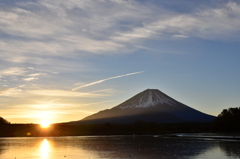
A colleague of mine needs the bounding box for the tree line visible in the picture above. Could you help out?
[212,107,240,132]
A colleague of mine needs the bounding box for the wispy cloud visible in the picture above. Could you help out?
[18,84,26,88]
[28,73,44,77]
[0,67,26,76]
[0,88,22,96]
[172,34,189,38]
[22,77,38,81]
[21,72,45,81]
[72,71,144,91]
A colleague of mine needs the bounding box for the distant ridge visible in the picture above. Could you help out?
[70,89,215,124]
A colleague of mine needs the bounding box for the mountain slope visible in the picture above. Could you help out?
[71,89,215,124]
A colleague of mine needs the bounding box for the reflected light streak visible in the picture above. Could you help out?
[40,139,51,159]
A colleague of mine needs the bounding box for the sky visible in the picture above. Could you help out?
[0,0,240,124]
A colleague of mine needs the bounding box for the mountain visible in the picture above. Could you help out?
[70,89,215,124]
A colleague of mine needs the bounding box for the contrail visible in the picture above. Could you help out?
[72,71,144,91]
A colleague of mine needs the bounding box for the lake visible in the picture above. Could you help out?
[0,135,240,159]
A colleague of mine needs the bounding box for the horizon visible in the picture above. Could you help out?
[0,0,240,124]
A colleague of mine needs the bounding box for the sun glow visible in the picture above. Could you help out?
[40,120,51,128]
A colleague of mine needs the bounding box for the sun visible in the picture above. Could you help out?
[40,120,51,128]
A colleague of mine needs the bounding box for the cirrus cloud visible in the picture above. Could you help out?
[1,0,240,66]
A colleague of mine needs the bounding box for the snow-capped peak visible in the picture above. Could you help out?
[119,89,177,109]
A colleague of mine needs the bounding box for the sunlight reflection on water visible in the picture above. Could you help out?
[40,139,50,159]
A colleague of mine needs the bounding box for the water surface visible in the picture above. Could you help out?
[0,135,240,159]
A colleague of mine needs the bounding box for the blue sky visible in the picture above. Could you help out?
[0,0,240,123]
